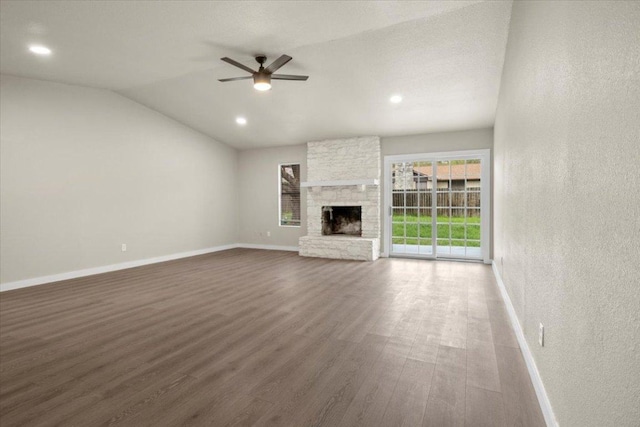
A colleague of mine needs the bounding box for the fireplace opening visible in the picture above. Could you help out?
[322,206,362,236]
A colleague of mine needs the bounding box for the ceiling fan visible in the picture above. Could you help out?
[218,54,308,91]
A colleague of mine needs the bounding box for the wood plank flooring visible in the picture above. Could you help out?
[0,248,546,426]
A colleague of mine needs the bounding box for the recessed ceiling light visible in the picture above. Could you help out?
[390,95,403,104]
[235,117,247,125]
[28,45,52,56]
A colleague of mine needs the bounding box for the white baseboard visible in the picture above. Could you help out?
[0,244,239,292]
[237,243,299,252]
[491,261,558,427]
[0,243,305,293]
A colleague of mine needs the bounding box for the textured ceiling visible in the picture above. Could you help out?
[0,1,512,149]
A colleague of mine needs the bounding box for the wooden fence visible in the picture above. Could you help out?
[392,190,481,217]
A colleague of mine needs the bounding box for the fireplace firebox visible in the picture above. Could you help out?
[322,206,362,236]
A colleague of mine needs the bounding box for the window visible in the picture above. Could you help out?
[279,163,301,226]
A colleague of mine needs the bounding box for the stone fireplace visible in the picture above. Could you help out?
[299,136,380,261]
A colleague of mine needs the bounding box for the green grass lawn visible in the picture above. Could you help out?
[280,212,300,226]
[392,215,480,246]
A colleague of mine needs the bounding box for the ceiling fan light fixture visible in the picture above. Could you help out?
[253,73,272,91]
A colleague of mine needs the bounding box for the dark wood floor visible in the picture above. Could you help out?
[0,248,545,426]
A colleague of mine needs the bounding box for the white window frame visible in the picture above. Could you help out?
[278,162,301,228]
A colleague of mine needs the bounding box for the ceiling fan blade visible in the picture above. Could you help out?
[220,57,255,74]
[271,74,309,81]
[218,76,253,82]
[265,55,292,74]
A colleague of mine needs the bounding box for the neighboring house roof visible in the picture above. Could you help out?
[413,163,481,180]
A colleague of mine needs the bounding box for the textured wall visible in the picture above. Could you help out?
[494,2,640,426]
[381,128,493,157]
[0,75,239,284]
[237,144,307,247]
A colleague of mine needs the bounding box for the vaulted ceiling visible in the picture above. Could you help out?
[0,1,512,149]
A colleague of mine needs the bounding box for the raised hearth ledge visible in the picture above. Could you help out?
[299,236,380,261]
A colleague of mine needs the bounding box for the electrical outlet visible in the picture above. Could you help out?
[266,231,271,237]
[121,243,127,252]
[539,323,544,347]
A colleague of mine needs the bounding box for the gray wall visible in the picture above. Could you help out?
[494,2,640,426]
[238,144,307,247]
[381,128,493,157]
[381,128,494,253]
[0,75,239,284]
[237,130,493,249]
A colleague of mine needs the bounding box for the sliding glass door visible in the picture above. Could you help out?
[390,161,435,257]
[385,150,490,262]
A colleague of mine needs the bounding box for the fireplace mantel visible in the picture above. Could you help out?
[300,178,379,188]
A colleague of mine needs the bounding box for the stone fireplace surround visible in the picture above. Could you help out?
[299,136,380,261]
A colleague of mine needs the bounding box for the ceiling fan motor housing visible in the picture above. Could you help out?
[254,55,271,90]
[253,72,271,86]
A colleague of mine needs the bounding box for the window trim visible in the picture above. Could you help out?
[278,162,301,228]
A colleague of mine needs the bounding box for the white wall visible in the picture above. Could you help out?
[0,75,238,284]
[380,128,493,252]
[494,2,640,426]
[237,144,306,248]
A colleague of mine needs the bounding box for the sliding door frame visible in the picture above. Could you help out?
[383,149,491,263]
